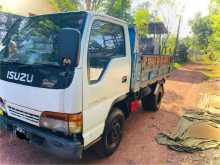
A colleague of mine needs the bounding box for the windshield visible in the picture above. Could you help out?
[0,12,86,65]
[0,12,87,89]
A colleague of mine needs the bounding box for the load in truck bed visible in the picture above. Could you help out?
[128,26,172,93]
[131,55,172,93]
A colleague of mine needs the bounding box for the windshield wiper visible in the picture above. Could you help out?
[0,60,23,65]
[18,62,62,69]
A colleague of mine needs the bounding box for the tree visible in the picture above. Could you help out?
[189,0,220,61]
[48,0,132,22]
[208,6,220,60]
[166,35,176,54]
[209,0,220,14]
[134,8,150,37]
[49,0,80,11]
[85,0,104,11]
[49,0,105,11]
[154,0,180,30]
[103,0,132,22]
[155,0,176,7]
[190,13,212,51]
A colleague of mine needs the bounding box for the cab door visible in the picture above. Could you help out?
[82,17,131,146]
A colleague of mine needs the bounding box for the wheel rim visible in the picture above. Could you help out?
[106,118,122,149]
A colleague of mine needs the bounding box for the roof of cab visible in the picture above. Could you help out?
[30,11,127,25]
[87,11,127,24]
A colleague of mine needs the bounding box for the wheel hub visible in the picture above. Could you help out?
[107,119,122,147]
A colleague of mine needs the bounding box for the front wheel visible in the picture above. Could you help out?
[94,108,125,158]
[141,84,164,112]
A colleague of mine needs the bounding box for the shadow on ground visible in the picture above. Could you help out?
[163,90,184,104]
[169,65,209,84]
[0,106,181,165]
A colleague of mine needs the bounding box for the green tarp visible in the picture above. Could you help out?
[156,111,220,153]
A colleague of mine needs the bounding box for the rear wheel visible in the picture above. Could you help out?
[94,108,125,158]
[141,84,164,112]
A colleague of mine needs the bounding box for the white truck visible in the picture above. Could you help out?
[0,11,172,159]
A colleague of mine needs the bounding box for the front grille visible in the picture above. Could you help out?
[7,106,40,125]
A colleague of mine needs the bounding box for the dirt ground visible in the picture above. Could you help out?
[0,63,220,165]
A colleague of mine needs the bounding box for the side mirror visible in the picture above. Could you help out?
[57,28,80,67]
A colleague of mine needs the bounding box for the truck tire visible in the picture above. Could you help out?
[94,108,125,158]
[141,85,164,112]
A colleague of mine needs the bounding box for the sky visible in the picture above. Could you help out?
[0,0,55,15]
[132,0,210,37]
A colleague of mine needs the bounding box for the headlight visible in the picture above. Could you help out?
[40,112,82,135]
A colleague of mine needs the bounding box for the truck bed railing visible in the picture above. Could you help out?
[141,55,172,66]
[131,55,172,93]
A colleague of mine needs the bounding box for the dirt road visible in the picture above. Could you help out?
[0,63,219,164]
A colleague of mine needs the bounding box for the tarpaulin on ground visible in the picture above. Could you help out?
[156,111,220,153]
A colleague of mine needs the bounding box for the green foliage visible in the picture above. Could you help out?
[84,0,105,11]
[49,0,79,11]
[190,14,212,50]
[172,62,182,69]
[210,0,220,14]
[48,0,132,22]
[166,35,191,57]
[0,5,13,13]
[211,0,220,4]
[203,64,220,78]
[189,1,220,62]
[166,35,176,54]
[104,0,132,22]
[208,7,220,58]
[134,9,150,37]
[155,0,176,7]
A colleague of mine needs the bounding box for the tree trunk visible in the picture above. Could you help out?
[92,0,102,11]
[85,0,92,10]
[107,0,116,14]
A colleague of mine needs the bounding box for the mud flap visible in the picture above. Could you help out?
[154,83,161,95]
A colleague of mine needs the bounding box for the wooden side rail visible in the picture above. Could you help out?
[141,55,172,66]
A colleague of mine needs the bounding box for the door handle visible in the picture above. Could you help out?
[122,76,128,83]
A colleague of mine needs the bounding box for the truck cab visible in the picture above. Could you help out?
[0,11,171,159]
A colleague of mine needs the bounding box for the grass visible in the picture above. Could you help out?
[172,62,183,69]
[188,54,220,79]
[202,64,220,79]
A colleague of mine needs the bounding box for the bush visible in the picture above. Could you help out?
[172,62,182,69]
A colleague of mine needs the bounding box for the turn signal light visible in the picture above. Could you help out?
[40,112,82,135]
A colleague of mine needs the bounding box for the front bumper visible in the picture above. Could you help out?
[0,114,83,160]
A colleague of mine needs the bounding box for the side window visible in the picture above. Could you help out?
[88,20,125,83]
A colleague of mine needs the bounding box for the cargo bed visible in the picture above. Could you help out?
[131,54,172,93]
